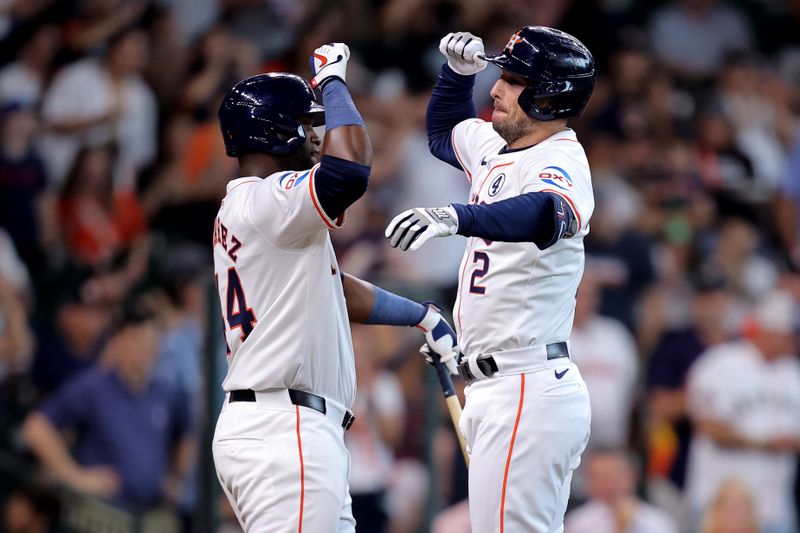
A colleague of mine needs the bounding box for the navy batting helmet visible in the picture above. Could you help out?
[218,72,325,157]
[483,26,596,121]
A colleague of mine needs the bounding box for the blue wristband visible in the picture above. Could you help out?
[321,79,365,130]
[365,286,427,326]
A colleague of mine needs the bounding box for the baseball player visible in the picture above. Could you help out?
[386,27,597,532]
[211,43,460,532]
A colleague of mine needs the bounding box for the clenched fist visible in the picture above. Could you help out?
[439,32,487,76]
[310,42,350,89]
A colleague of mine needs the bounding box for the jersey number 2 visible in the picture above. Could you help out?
[469,251,489,294]
[226,267,257,341]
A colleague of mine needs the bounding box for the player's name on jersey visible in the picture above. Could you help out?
[213,216,242,263]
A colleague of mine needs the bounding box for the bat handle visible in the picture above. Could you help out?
[446,395,469,466]
[434,362,470,466]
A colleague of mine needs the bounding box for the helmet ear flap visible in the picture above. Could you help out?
[518,87,557,121]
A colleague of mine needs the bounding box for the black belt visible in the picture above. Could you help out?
[458,342,570,385]
[229,389,355,430]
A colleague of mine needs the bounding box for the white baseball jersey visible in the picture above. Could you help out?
[451,120,594,356]
[686,341,800,531]
[212,163,356,408]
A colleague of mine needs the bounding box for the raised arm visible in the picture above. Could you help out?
[426,32,485,167]
[310,43,373,222]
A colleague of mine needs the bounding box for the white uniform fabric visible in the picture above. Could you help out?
[451,120,594,532]
[213,391,355,532]
[451,121,594,353]
[212,166,357,532]
[685,341,800,532]
[38,59,157,184]
[565,500,679,533]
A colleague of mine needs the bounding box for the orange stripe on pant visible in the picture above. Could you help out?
[500,374,525,533]
[295,406,305,533]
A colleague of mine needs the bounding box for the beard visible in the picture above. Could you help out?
[491,112,533,145]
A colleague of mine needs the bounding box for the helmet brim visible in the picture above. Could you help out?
[482,51,533,78]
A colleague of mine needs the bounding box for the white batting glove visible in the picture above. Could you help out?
[439,32,487,76]
[416,305,459,375]
[385,206,458,251]
[310,42,350,89]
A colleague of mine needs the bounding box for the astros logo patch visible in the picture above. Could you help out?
[539,166,574,191]
[488,174,506,197]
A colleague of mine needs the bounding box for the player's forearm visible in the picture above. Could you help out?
[320,80,372,166]
[341,273,427,326]
[426,64,476,168]
[452,192,575,248]
[696,418,761,450]
[23,412,82,481]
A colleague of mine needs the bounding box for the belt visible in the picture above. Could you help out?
[229,389,356,431]
[458,341,570,385]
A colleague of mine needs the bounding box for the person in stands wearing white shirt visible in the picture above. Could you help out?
[571,271,638,449]
[565,448,679,533]
[39,27,156,184]
[686,290,800,533]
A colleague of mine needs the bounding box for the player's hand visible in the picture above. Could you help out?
[416,304,459,375]
[385,206,458,251]
[310,42,350,89]
[439,32,487,76]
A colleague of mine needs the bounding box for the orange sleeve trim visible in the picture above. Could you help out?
[451,128,472,182]
[307,164,338,229]
[539,188,583,230]
[296,405,305,533]
[500,373,525,533]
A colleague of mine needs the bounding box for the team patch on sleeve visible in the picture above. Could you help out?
[538,166,574,192]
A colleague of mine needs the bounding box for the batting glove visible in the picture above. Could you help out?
[416,304,459,375]
[385,206,458,251]
[439,32,487,76]
[310,42,350,89]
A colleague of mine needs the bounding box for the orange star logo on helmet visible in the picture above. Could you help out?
[505,31,523,52]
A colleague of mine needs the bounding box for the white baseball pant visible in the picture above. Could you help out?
[213,390,355,532]
[459,347,591,533]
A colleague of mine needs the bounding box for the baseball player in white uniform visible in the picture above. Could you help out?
[386,27,598,532]
[212,44,460,532]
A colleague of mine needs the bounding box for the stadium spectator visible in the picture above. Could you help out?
[701,478,761,533]
[649,0,753,82]
[565,448,679,533]
[647,263,733,489]
[571,271,638,450]
[685,290,800,533]
[22,303,194,511]
[0,24,59,108]
[58,144,147,268]
[0,103,52,274]
[38,26,156,184]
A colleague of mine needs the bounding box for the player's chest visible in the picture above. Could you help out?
[468,158,521,205]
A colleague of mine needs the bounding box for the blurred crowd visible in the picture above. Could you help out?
[0,0,798,531]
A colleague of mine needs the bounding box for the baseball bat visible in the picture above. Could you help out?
[432,360,469,466]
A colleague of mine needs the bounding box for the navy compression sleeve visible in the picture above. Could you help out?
[315,79,370,220]
[451,192,576,249]
[315,155,369,221]
[426,64,477,169]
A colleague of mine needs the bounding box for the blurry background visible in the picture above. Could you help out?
[0,0,798,532]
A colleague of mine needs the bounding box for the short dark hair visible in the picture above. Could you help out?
[108,299,157,337]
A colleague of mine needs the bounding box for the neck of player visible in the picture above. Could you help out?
[507,119,569,150]
[238,153,283,178]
